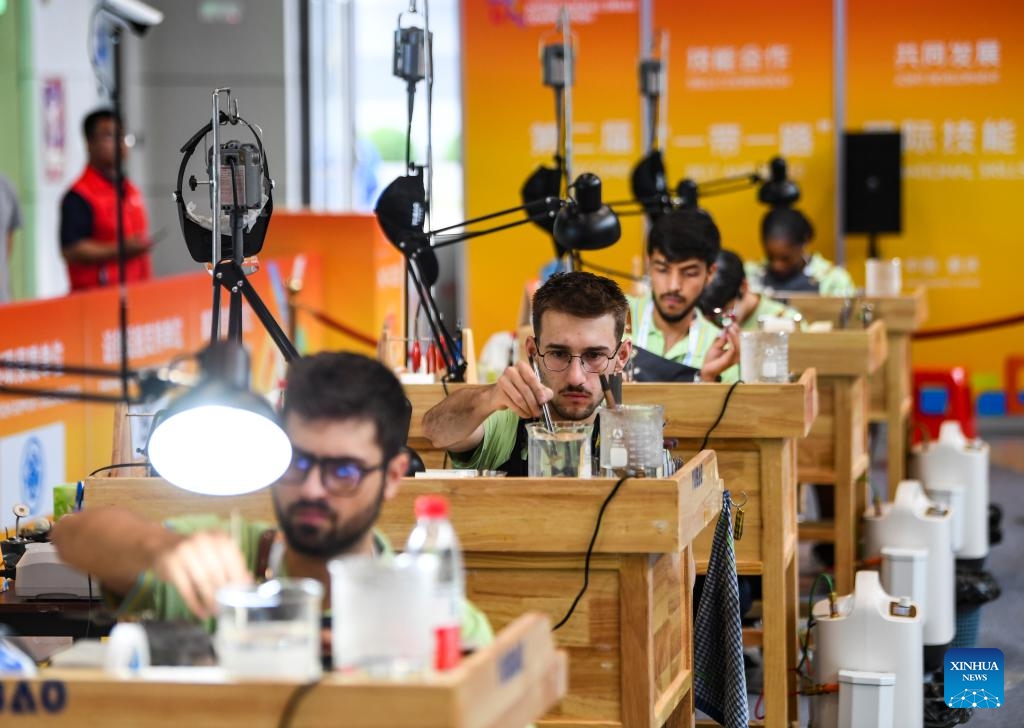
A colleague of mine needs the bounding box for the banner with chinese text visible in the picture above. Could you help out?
[462,0,644,350]
[653,0,835,262]
[846,0,1024,409]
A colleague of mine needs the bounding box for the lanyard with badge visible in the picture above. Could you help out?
[637,300,700,366]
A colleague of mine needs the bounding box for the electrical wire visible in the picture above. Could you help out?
[552,474,630,631]
[277,678,323,728]
[88,462,152,478]
[698,379,743,451]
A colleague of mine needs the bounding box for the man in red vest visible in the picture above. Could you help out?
[60,108,153,291]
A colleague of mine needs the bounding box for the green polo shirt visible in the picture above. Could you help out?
[744,253,857,297]
[108,514,493,649]
[627,293,740,382]
[449,409,521,473]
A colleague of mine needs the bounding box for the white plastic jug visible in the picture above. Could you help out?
[912,420,989,562]
[811,571,923,728]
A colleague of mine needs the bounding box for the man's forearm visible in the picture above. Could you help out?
[62,239,121,262]
[421,385,498,450]
[51,507,182,596]
[63,238,148,263]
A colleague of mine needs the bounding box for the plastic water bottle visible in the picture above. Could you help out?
[405,495,464,671]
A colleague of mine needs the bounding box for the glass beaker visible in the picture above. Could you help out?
[215,578,323,680]
[598,405,665,477]
[865,258,902,297]
[740,330,789,383]
[328,553,437,678]
[526,422,593,478]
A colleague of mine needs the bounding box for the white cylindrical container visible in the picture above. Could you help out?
[812,571,922,728]
[912,420,989,562]
[862,480,956,649]
[837,669,895,728]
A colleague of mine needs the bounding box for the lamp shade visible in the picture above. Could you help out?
[758,156,800,207]
[147,343,291,495]
[553,173,621,251]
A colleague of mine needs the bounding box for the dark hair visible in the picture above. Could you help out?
[281,351,411,458]
[532,271,628,342]
[83,108,119,141]
[698,249,746,317]
[761,207,814,248]
[646,207,721,266]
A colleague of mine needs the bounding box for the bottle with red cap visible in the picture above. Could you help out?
[405,495,464,670]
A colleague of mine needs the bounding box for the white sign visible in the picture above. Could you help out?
[0,422,66,532]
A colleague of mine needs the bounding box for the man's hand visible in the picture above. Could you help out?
[151,531,253,619]
[491,360,554,419]
[699,325,740,382]
[124,235,153,256]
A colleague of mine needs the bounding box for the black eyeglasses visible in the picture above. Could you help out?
[536,341,622,374]
[277,447,385,496]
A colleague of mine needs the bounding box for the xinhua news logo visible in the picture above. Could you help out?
[945,648,1004,709]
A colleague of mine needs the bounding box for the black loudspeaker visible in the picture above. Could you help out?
[843,131,902,235]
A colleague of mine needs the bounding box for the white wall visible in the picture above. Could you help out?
[29,0,106,298]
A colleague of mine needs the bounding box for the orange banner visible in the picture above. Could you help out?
[0,254,322,527]
[654,0,835,262]
[846,0,1024,411]
[462,1,644,353]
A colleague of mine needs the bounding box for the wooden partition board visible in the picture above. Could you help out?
[787,322,887,594]
[83,453,723,728]
[4,614,565,728]
[783,290,927,493]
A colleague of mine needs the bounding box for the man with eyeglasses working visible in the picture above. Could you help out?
[52,351,492,656]
[422,271,634,475]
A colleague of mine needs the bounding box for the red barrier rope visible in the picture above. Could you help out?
[913,311,1024,340]
[294,304,378,347]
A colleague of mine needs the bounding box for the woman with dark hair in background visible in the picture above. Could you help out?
[745,207,855,296]
[699,249,804,331]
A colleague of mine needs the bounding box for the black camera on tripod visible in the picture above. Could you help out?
[211,140,262,211]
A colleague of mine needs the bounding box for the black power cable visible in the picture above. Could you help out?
[553,473,630,631]
[699,379,743,451]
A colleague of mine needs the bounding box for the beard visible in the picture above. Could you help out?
[271,481,385,558]
[653,293,698,324]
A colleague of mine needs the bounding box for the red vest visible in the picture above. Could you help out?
[66,165,153,291]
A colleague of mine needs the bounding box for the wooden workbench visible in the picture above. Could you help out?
[783,289,928,495]
[619,374,816,728]
[83,451,723,727]
[788,321,888,592]
[1,613,565,728]
[404,375,816,728]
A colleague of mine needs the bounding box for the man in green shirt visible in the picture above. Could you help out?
[628,207,740,382]
[52,352,492,652]
[423,271,633,475]
[699,249,805,332]
[745,207,856,296]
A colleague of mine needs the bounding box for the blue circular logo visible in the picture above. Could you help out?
[20,436,44,513]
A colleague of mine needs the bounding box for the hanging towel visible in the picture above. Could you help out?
[693,490,749,727]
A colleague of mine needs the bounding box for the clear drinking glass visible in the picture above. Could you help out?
[215,578,323,680]
[598,405,665,477]
[526,422,593,478]
[865,258,902,297]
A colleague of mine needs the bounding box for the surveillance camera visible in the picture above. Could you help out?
[100,0,164,35]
